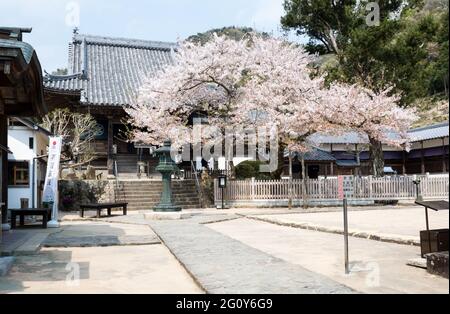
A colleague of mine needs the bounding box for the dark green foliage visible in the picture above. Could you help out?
[187,26,269,45]
[282,0,449,106]
[235,161,273,180]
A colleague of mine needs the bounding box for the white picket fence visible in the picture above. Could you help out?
[214,175,449,205]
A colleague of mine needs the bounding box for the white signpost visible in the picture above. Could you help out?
[43,137,62,228]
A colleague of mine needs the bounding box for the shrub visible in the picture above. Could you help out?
[235,161,273,180]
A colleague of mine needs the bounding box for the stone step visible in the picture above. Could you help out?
[120,188,197,193]
[112,178,201,209]
[119,180,196,184]
[123,196,200,201]
[128,201,202,206]
[121,192,198,197]
[126,201,201,207]
[127,201,202,207]
[120,186,197,190]
[120,184,196,188]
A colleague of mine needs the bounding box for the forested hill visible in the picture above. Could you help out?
[187,0,449,128]
[281,0,449,127]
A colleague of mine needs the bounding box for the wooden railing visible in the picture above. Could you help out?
[215,174,449,203]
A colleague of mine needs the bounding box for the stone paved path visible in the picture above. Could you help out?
[43,221,160,248]
[148,217,355,294]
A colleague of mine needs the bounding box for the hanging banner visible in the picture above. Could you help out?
[42,137,62,223]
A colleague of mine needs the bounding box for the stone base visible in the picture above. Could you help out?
[426,251,449,279]
[406,257,427,269]
[153,204,182,212]
[47,220,60,229]
[1,223,11,231]
[144,212,192,221]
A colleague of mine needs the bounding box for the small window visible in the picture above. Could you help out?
[8,161,30,187]
[29,137,34,150]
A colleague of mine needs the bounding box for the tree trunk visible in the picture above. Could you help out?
[288,152,293,209]
[301,156,307,209]
[369,137,385,177]
[272,142,287,179]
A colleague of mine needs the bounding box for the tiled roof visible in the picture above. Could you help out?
[44,33,177,107]
[309,132,369,145]
[408,122,449,142]
[0,39,35,64]
[289,148,336,162]
[309,122,449,145]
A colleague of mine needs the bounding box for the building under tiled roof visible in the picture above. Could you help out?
[408,122,449,142]
[44,33,177,107]
[286,148,336,162]
[309,122,449,145]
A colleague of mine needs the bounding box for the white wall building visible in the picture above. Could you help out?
[7,118,51,209]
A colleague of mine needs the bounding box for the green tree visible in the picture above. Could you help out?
[282,0,448,176]
[281,0,404,54]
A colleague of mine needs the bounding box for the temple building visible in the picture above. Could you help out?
[43,32,449,180]
[0,27,47,232]
[44,32,177,178]
[289,122,449,178]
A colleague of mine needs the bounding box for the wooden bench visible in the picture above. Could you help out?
[10,208,52,229]
[80,203,128,218]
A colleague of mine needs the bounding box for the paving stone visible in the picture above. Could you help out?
[149,218,355,294]
[43,234,160,248]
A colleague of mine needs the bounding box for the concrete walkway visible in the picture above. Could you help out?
[149,217,355,294]
[208,218,449,294]
[43,221,160,248]
[247,207,449,246]
[0,245,203,294]
[0,220,202,294]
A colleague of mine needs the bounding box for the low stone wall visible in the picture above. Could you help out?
[59,180,116,212]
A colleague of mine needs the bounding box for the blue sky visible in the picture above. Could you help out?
[1,0,303,72]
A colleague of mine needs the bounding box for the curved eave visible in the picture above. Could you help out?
[29,50,47,116]
[44,86,82,96]
[0,41,46,117]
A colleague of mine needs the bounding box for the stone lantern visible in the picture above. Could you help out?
[153,140,181,212]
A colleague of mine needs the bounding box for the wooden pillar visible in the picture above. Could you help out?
[330,144,335,176]
[443,138,447,173]
[288,152,293,209]
[0,114,8,225]
[355,144,360,176]
[421,141,426,174]
[402,150,407,175]
[107,118,114,176]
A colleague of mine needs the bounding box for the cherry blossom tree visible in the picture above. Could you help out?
[126,34,249,148]
[318,84,417,176]
[126,33,417,179]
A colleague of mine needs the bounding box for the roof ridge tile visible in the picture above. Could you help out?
[73,33,178,50]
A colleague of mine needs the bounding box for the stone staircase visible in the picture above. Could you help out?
[114,180,203,211]
[116,154,159,179]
